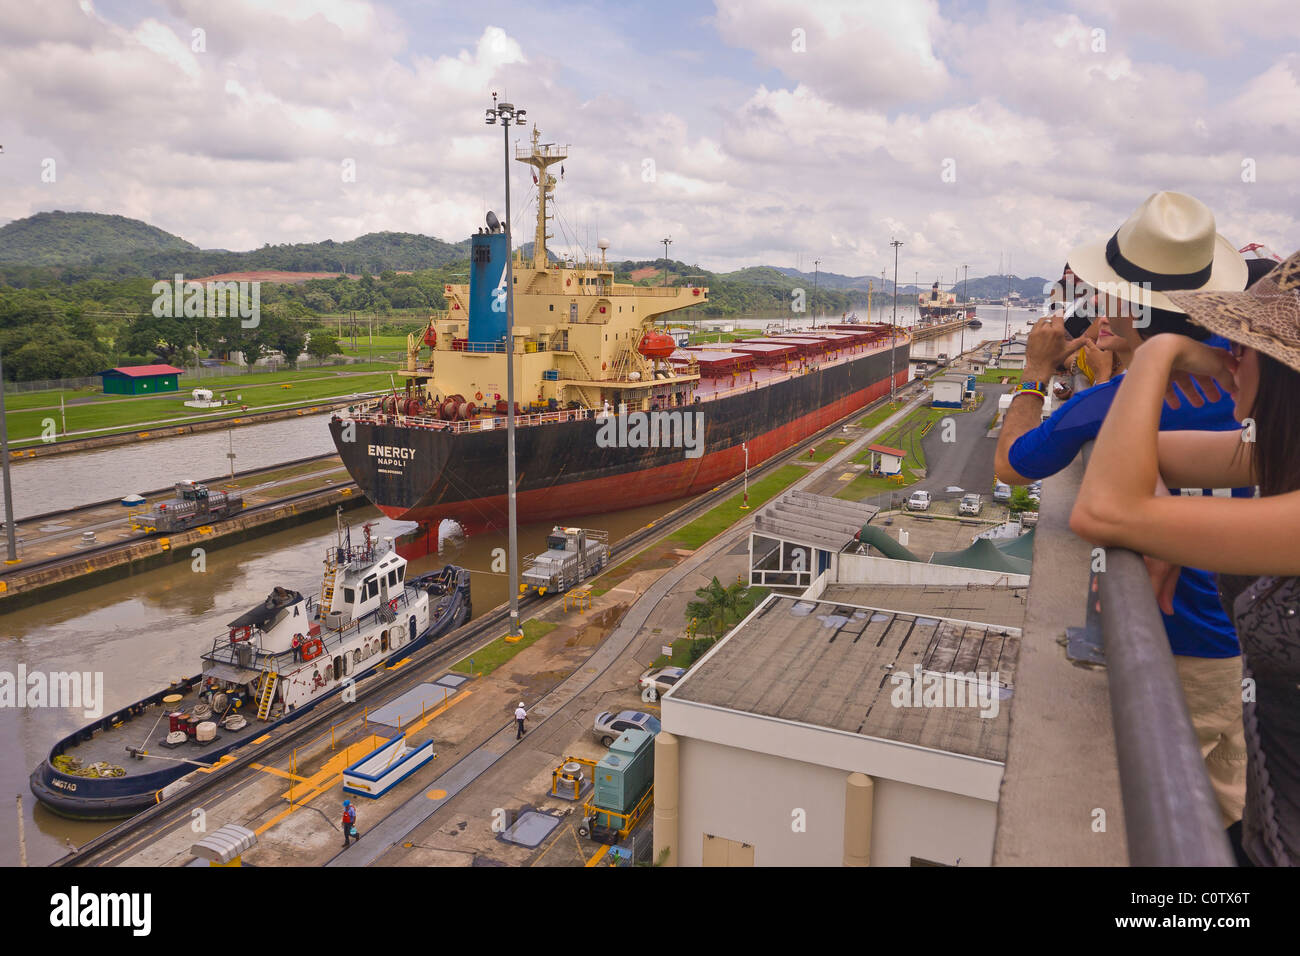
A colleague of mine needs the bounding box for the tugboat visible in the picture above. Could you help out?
[30,519,471,820]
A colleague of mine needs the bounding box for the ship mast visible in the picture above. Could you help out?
[515,127,568,270]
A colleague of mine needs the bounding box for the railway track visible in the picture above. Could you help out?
[53,382,922,866]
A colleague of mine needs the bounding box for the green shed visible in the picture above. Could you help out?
[100,364,183,396]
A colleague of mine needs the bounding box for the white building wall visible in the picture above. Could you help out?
[836,552,1030,588]
[675,736,997,866]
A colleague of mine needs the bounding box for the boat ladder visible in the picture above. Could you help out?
[321,568,338,609]
[255,671,279,721]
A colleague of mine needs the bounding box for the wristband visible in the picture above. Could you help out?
[1016,380,1048,400]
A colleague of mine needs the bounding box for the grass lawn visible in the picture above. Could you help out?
[975,370,1020,384]
[855,402,904,430]
[687,328,762,345]
[6,371,394,444]
[800,438,850,462]
[450,619,557,676]
[663,465,808,551]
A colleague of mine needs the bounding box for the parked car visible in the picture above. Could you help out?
[639,666,686,700]
[906,490,932,511]
[992,481,1012,502]
[959,493,982,515]
[593,709,661,747]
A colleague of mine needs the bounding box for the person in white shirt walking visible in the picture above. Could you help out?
[515,702,527,739]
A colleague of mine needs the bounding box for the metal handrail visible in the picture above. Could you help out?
[1096,547,1234,865]
[1077,421,1234,865]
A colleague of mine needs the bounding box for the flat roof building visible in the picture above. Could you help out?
[655,591,1020,867]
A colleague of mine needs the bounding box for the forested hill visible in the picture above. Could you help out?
[0,212,198,265]
[0,211,470,283]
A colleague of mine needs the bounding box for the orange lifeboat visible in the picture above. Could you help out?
[638,330,676,360]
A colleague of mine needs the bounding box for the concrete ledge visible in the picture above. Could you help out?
[992,454,1129,865]
[0,486,367,613]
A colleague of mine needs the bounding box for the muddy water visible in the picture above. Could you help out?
[0,498,683,866]
[8,413,338,519]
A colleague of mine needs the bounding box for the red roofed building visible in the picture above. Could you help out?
[866,443,907,476]
[99,364,184,396]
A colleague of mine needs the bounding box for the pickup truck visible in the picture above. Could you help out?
[959,493,982,515]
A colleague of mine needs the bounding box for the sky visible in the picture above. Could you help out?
[1,0,1298,281]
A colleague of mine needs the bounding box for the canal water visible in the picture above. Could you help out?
[9,413,339,520]
[0,497,683,866]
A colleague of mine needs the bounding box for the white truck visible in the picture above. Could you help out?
[959,493,982,515]
[906,490,932,512]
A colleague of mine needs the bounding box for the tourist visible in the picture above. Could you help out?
[515,701,527,740]
[993,192,1253,838]
[292,633,302,662]
[1071,249,1300,866]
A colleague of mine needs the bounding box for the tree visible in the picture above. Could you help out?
[306,330,340,362]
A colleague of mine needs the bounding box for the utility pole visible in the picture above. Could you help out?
[812,259,820,328]
[961,264,968,361]
[661,237,672,288]
[487,93,527,641]
[0,348,18,563]
[890,240,903,403]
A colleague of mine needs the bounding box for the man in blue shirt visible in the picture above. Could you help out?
[993,192,1252,834]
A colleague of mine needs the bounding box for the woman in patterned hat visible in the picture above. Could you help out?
[1071,250,1300,866]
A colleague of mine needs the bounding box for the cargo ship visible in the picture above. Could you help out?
[329,125,909,533]
[30,521,471,819]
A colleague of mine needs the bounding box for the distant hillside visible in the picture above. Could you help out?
[0,211,471,284]
[0,211,198,265]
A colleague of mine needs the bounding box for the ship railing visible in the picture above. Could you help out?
[345,406,599,433]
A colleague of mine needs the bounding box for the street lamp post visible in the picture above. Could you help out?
[487,94,528,640]
[812,259,820,329]
[661,237,672,288]
[0,349,18,563]
[961,264,968,361]
[740,442,749,509]
[890,240,903,403]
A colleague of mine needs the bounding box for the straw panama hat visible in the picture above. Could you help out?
[1067,191,1248,314]
[1168,249,1300,374]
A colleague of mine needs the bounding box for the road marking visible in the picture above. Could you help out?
[585,844,610,867]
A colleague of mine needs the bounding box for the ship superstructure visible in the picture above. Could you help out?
[330,122,910,533]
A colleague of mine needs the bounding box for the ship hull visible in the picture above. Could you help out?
[331,342,909,531]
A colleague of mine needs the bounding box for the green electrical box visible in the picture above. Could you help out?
[593,728,654,814]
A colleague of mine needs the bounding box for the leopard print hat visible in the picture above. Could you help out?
[1167,250,1300,373]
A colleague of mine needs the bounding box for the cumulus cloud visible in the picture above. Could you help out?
[0,0,1296,280]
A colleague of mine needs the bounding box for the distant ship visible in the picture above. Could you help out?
[329,123,909,534]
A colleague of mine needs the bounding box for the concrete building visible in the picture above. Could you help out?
[654,590,1020,867]
[931,373,969,408]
